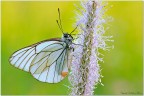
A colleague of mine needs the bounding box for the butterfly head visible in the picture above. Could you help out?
[62,33,73,45]
[56,8,77,45]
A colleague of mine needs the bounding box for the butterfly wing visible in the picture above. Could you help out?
[30,48,69,83]
[9,39,69,83]
[9,40,61,72]
[9,46,37,72]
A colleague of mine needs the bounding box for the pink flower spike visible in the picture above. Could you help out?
[69,0,113,95]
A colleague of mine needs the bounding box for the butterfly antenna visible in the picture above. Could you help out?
[56,20,64,34]
[70,25,78,34]
[57,8,64,34]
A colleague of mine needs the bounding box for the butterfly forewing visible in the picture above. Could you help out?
[9,39,69,83]
[10,47,36,72]
[36,41,59,53]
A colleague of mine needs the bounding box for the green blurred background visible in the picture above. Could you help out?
[1,1,143,95]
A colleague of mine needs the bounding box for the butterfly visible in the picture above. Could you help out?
[9,8,78,83]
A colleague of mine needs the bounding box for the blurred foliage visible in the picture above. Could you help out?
[1,1,143,95]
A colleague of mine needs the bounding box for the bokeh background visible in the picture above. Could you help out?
[1,1,143,95]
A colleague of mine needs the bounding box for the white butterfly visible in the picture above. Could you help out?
[9,8,78,83]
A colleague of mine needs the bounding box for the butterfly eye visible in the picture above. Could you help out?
[64,35,68,38]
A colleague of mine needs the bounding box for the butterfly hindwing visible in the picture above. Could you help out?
[30,43,69,83]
